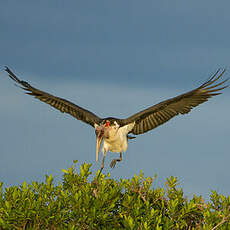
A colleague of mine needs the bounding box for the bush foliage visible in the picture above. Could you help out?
[0,161,229,229]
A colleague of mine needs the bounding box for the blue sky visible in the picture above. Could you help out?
[0,1,229,200]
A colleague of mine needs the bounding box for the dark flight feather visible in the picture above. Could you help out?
[120,69,228,135]
[5,67,102,127]
[5,67,228,134]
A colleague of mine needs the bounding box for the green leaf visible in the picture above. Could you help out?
[62,169,69,174]
[0,162,229,229]
[5,201,10,209]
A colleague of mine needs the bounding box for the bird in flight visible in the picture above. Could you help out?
[5,67,228,176]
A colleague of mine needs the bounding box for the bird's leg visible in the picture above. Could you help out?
[110,152,122,168]
[97,150,106,179]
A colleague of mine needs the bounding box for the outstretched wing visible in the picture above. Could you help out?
[120,69,228,135]
[5,67,102,127]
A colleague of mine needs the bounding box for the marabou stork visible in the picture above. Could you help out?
[4,67,228,175]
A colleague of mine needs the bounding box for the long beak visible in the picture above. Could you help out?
[96,134,103,163]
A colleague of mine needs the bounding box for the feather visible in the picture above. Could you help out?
[120,69,228,135]
[5,67,102,127]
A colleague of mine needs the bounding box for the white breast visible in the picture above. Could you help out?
[103,122,135,153]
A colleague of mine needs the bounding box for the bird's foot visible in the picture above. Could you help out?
[110,159,117,168]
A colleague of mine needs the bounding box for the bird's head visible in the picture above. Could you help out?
[95,120,110,163]
[95,119,119,163]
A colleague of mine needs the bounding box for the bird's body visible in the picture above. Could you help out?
[4,67,228,175]
[96,121,135,153]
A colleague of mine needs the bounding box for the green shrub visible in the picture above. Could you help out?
[0,161,229,229]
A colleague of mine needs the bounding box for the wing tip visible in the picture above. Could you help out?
[4,66,13,77]
[201,68,228,92]
[4,66,20,83]
[4,66,9,72]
